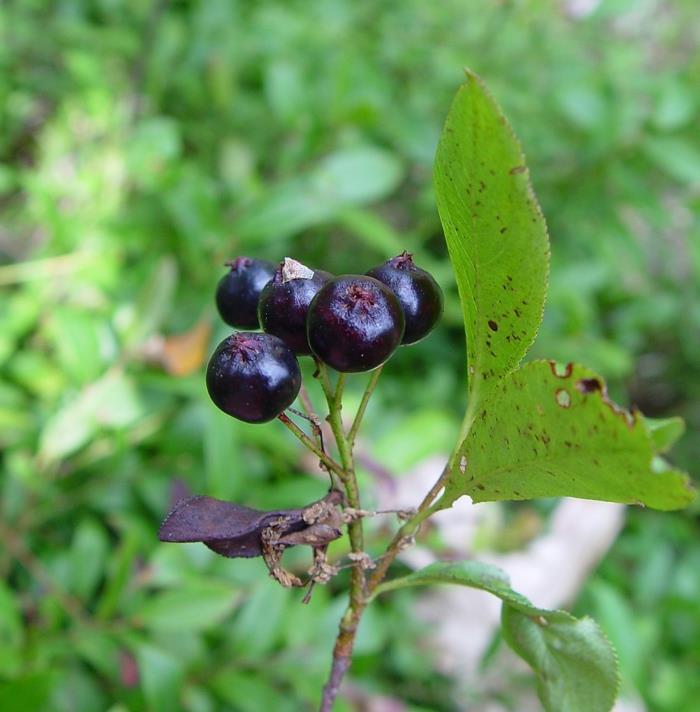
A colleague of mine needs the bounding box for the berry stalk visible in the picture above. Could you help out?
[277,413,345,480]
[347,365,383,447]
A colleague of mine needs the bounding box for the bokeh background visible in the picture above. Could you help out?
[1,1,699,710]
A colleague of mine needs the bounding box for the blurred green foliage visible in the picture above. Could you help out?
[1,0,698,710]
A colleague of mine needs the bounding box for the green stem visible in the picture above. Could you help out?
[322,370,364,558]
[365,460,452,595]
[347,366,383,447]
[315,361,459,712]
[333,373,346,408]
[314,357,335,403]
[317,364,367,712]
[277,413,345,480]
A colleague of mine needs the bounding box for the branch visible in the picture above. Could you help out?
[277,413,345,480]
[347,366,383,447]
[319,457,453,711]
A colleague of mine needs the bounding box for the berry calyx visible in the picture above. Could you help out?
[206,332,301,423]
[307,275,405,373]
[366,251,443,344]
[215,257,276,329]
[258,258,333,355]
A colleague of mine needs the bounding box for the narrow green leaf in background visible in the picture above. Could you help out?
[133,581,239,633]
[434,70,549,419]
[132,642,184,712]
[234,146,403,244]
[439,361,694,510]
[68,518,110,600]
[0,673,55,712]
[644,415,686,454]
[372,561,619,712]
[0,581,23,676]
[38,370,145,464]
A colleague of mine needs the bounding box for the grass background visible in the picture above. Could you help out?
[1,1,699,710]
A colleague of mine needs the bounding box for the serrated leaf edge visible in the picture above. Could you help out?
[445,359,695,508]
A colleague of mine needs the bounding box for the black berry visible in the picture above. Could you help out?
[366,252,443,344]
[215,257,275,329]
[307,275,405,373]
[258,258,332,355]
[206,332,301,423]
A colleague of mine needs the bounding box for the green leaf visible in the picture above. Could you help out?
[230,579,290,660]
[121,256,178,347]
[313,146,403,205]
[502,605,619,712]
[234,146,403,244]
[434,70,549,415]
[372,560,547,614]
[0,581,24,676]
[644,136,700,185]
[96,526,142,621]
[68,518,110,600]
[132,642,184,712]
[372,561,619,712]
[439,361,694,510]
[0,673,55,712]
[38,370,145,464]
[133,581,239,632]
[212,671,298,712]
[72,628,121,678]
[644,416,686,453]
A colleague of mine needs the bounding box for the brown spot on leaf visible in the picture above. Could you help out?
[488,320,498,332]
[509,165,526,175]
[576,378,602,394]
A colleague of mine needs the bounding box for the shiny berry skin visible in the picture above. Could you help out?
[215,257,275,329]
[206,332,301,423]
[366,251,443,344]
[307,275,405,373]
[258,258,332,355]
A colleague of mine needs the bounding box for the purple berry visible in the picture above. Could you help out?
[206,332,301,423]
[307,275,405,373]
[258,258,333,355]
[366,252,443,344]
[215,257,275,329]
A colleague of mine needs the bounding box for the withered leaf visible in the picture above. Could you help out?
[158,495,307,558]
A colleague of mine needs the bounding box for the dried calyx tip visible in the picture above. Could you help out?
[279,257,314,283]
[390,251,415,269]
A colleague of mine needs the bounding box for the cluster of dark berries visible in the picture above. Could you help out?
[207,252,443,423]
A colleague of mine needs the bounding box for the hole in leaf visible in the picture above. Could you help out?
[550,361,573,378]
[555,389,571,408]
